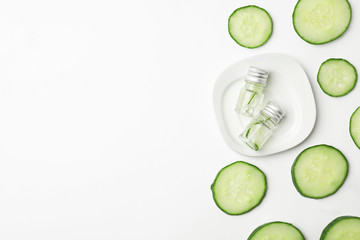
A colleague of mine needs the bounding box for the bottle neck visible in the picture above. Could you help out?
[245,81,265,91]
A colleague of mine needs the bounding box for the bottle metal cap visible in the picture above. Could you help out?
[261,101,285,125]
[245,66,269,86]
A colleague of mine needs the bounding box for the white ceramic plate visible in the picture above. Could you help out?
[213,53,317,156]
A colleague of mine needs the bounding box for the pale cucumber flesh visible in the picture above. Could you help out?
[293,0,351,44]
[211,161,266,215]
[229,6,272,48]
[248,222,305,240]
[350,107,360,149]
[318,58,357,97]
[320,216,360,240]
[292,145,348,199]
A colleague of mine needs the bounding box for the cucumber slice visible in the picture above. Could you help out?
[291,144,348,199]
[293,0,352,44]
[211,161,266,215]
[228,6,273,49]
[317,58,357,97]
[320,216,360,240]
[248,221,305,240]
[350,107,360,149]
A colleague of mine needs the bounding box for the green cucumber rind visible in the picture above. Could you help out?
[228,5,273,49]
[248,221,305,240]
[211,161,267,215]
[292,0,352,45]
[320,216,360,240]
[350,106,360,149]
[317,58,358,97]
[291,144,349,199]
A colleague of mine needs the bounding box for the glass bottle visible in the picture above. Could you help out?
[239,102,285,151]
[235,66,269,117]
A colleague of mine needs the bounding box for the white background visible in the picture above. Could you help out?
[0,0,359,239]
